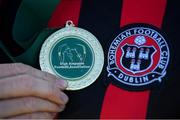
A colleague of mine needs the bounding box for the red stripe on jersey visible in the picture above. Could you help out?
[100,0,167,119]
[120,0,166,28]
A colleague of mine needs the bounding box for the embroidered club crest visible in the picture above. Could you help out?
[107,24,170,90]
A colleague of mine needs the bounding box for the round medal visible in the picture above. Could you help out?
[40,21,104,90]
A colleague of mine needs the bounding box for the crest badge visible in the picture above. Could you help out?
[40,20,104,90]
[107,24,170,90]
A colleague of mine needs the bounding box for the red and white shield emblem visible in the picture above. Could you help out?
[117,35,157,75]
[107,24,170,90]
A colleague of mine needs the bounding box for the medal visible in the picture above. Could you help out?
[39,20,104,90]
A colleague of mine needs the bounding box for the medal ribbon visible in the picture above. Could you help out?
[48,0,81,28]
[100,0,167,119]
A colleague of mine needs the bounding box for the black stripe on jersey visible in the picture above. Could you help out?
[0,47,12,63]
[58,0,122,118]
[147,0,180,118]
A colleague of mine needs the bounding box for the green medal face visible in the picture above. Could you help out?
[50,36,94,80]
[40,21,104,90]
